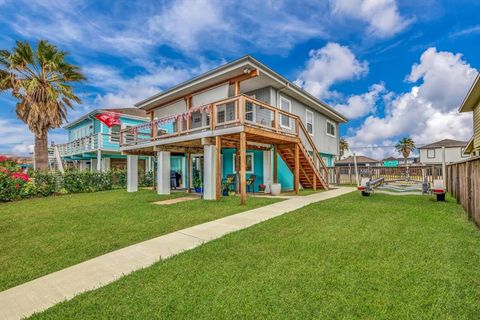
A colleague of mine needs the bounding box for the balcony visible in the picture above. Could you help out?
[56,133,120,157]
[120,94,303,147]
[119,94,330,184]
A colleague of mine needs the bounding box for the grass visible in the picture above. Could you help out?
[0,189,280,291]
[30,193,480,319]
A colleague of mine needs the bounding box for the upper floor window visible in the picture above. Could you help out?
[109,125,121,143]
[279,97,291,129]
[326,120,336,137]
[427,149,435,158]
[306,109,314,136]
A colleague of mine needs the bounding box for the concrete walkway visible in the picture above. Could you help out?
[0,187,354,320]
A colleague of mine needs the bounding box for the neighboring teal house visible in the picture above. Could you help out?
[56,108,153,172]
[382,157,399,167]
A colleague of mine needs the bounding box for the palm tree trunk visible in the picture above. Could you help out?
[34,132,48,170]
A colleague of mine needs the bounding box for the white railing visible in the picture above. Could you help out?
[56,133,119,157]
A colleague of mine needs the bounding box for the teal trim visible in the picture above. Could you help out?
[221,149,264,191]
[319,153,334,166]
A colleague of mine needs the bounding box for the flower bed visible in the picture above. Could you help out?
[0,155,154,202]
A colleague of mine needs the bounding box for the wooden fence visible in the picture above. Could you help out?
[446,157,480,227]
[327,165,443,185]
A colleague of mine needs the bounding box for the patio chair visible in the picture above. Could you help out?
[222,174,236,193]
[246,175,256,193]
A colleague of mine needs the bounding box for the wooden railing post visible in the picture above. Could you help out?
[239,95,245,124]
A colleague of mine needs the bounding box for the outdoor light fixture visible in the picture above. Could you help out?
[243,67,251,74]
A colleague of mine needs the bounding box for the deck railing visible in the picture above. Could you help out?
[120,94,329,177]
[56,133,119,156]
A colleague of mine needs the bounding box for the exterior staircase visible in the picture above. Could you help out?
[277,141,329,190]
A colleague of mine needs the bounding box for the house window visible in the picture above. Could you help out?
[326,120,336,137]
[109,125,121,143]
[427,149,435,158]
[306,109,314,135]
[233,153,254,173]
[279,96,291,128]
[245,101,254,122]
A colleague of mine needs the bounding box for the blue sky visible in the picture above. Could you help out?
[0,0,479,158]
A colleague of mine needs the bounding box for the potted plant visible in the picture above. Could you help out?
[222,181,230,196]
[258,184,266,193]
[193,176,203,193]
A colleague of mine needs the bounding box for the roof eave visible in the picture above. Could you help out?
[459,72,480,113]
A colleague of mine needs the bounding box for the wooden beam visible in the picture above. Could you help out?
[294,143,300,195]
[234,81,241,95]
[229,69,258,85]
[216,136,222,201]
[243,126,299,143]
[186,153,191,193]
[313,173,317,191]
[273,145,278,184]
[154,146,203,154]
[240,132,247,205]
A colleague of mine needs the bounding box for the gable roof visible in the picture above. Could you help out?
[418,139,468,149]
[336,155,380,164]
[134,55,347,123]
[64,108,148,129]
[382,156,398,161]
[459,72,480,113]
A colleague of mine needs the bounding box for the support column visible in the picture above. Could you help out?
[203,144,217,200]
[97,150,102,171]
[273,144,278,183]
[101,157,110,171]
[127,155,138,192]
[157,151,170,195]
[216,136,222,201]
[263,149,273,193]
[186,153,191,193]
[240,132,247,205]
[294,144,299,194]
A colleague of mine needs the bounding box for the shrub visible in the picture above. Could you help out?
[0,171,22,201]
[140,171,154,187]
[62,170,115,193]
[32,171,57,197]
[111,169,127,188]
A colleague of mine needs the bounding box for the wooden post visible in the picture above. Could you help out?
[273,145,278,183]
[185,97,191,131]
[186,153,191,193]
[216,136,222,201]
[313,173,317,191]
[294,143,299,194]
[240,132,247,205]
[235,81,240,96]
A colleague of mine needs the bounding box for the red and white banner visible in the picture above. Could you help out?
[95,112,121,128]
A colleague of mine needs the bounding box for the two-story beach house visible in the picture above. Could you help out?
[120,56,348,204]
[418,139,469,165]
[459,73,480,156]
[52,108,153,172]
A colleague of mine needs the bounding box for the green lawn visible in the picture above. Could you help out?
[30,193,480,319]
[0,189,280,291]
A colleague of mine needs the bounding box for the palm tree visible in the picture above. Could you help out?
[0,40,85,170]
[339,138,349,159]
[395,137,416,165]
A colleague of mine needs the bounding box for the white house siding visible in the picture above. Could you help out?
[153,99,186,120]
[269,87,339,157]
[419,147,469,164]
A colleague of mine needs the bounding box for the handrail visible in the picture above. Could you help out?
[297,120,329,177]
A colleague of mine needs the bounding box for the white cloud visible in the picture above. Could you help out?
[148,0,229,52]
[330,0,412,37]
[347,47,477,158]
[0,118,68,155]
[295,42,369,98]
[334,83,386,119]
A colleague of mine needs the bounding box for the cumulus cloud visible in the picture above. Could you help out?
[334,83,386,119]
[347,47,477,158]
[295,43,369,98]
[330,0,413,37]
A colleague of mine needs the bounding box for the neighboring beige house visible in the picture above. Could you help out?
[419,139,469,165]
[459,73,480,156]
[335,155,381,167]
